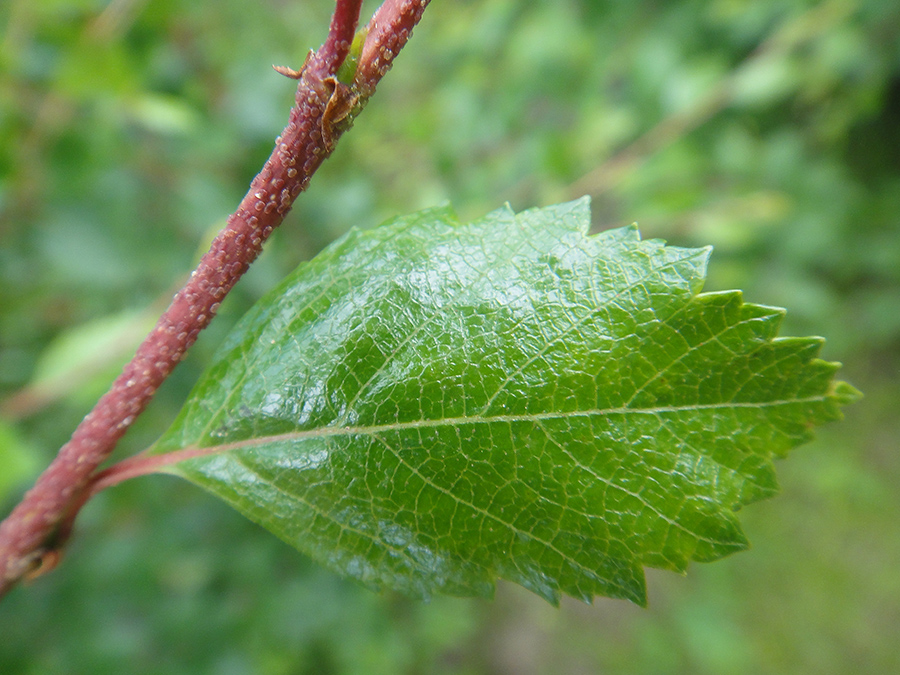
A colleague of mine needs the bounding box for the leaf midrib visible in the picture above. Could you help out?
[159,394,825,464]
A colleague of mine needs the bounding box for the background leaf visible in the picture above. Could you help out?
[153,198,856,605]
[0,421,40,503]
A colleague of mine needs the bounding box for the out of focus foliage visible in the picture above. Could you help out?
[1,0,897,673]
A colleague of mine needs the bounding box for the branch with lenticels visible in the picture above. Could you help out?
[0,0,431,600]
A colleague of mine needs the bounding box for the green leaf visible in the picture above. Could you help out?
[0,421,40,503]
[152,198,859,606]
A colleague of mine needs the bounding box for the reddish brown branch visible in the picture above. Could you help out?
[309,0,364,79]
[0,0,430,600]
[355,0,430,98]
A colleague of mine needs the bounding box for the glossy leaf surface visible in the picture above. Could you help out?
[153,198,857,605]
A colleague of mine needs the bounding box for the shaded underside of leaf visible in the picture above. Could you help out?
[152,197,858,606]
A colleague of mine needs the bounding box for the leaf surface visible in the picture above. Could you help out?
[152,198,858,605]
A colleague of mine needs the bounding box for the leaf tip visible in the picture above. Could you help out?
[830,379,863,407]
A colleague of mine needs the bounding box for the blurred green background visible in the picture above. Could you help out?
[1,0,898,672]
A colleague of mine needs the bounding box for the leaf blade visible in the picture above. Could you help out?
[152,197,858,605]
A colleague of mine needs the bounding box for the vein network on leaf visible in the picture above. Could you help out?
[152,197,858,606]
